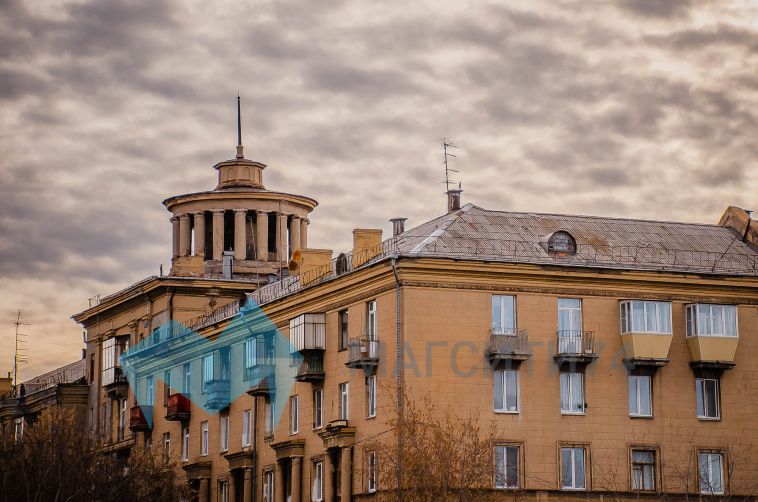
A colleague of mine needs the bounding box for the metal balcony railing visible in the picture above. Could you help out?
[346,337,380,368]
[202,379,230,411]
[488,329,530,360]
[166,393,191,421]
[296,352,325,382]
[556,330,596,355]
[129,405,152,431]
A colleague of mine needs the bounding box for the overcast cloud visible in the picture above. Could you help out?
[0,0,756,378]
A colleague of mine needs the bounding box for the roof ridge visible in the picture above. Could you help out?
[410,204,472,254]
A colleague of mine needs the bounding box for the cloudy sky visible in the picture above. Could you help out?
[1,0,756,379]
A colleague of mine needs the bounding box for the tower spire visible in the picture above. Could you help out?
[236,94,244,159]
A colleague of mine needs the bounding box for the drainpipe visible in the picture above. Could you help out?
[252,395,258,502]
[390,255,403,501]
[168,288,176,338]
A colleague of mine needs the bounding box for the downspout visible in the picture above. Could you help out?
[391,255,403,502]
[252,395,258,502]
[168,288,176,338]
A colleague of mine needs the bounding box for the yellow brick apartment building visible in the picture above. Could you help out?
[74,136,758,501]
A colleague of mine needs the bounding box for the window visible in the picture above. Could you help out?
[492,295,516,334]
[631,449,656,491]
[687,304,738,337]
[263,470,274,502]
[264,401,274,436]
[366,301,377,340]
[494,370,519,413]
[366,375,377,418]
[145,376,154,406]
[13,418,23,441]
[620,301,672,334]
[118,399,127,440]
[548,231,576,253]
[183,363,191,396]
[560,372,585,414]
[290,395,299,434]
[696,378,720,419]
[242,409,252,446]
[202,354,213,392]
[339,309,349,351]
[220,415,229,452]
[201,421,209,456]
[561,447,587,490]
[368,451,378,493]
[181,427,189,462]
[101,337,127,386]
[495,445,520,489]
[244,337,256,374]
[340,382,349,420]
[628,375,652,417]
[219,480,228,502]
[699,452,724,495]
[313,389,324,429]
[163,370,172,405]
[163,432,171,458]
[313,460,324,501]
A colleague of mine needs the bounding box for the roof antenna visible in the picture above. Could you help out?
[236,94,244,159]
[12,309,29,396]
[441,138,462,212]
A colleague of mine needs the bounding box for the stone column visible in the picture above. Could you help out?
[300,218,309,250]
[234,209,247,261]
[171,217,180,258]
[324,452,333,502]
[340,447,352,502]
[291,456,302,502]
[255,210,269,262]
[277,213,288,262]
[289,216,301,253]
[243,467,253,502]
[198,478,210,502]
[193,212,206,258]
[179,214,192,257]
[212,210,225,261]
[274,460,285,502]
[228,471,236,502]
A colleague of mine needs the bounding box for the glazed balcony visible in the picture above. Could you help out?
[346,337,380,370]
[103,366,129,400]
[620,331,672,366]
[129,405,152,432]
[203,379,230,411]
[165,393,191,422]
[488,329,531,363]
[295,352,325,382]
[686,304,738,369]
[554,330,597,365]
[687,336,738,368]
[246,364,276,397]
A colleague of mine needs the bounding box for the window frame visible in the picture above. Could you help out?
[200,420,209,456]
[366,301,377,340]
[338,309,349,352]
[493,369,520,414]
[620,300,672,335]
[145,376,154,406]
[183,362,191,397]
[181,426,189,462]
[340,382,350,421]
[290,395,299,435]
[202,354,214,393]
[242,409,252,446]
[698,450,725,495]
[220,415,229,452]
[560,445,589,491]
[491,295,517,335]
[494,443,521,489]
[560,371,585,415]
[313,460,324,501]
[263,469,274,502]
[163,432,171,458]
[313,388,324,429]
[686,304,738,338]
[630,447,658,492]
[695,378,720,420]
[366,375,377,418]
[367,450,378,493]
[163,369,172,406]
[264,401,274,437]
[628,375,653,418]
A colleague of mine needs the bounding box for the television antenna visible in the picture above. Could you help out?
[12,310,29,394]
[441,139,462,192]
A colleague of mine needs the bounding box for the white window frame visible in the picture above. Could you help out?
[366,375,377,418]
[340,382,349,420]
[313,389,324,429]
[620,301,672,334]
[242,409,252,446]
[264,401,274,436]
[181,426,189,462]
[699,451,725,495]
[491,295,516,334]
[163,432,170,457]
[628,375,652,417]
[290,395,299,435]
[202,354,214,392]
[145,376,154,406]
[368,450,378,493]
[560,372,585,415]
[631,449,657,492]
[494,369,519,413]
[696,378,720,420]
[263,470,274,502]
[561,446,587,490]
[220,415,229,452]
[495,444,520,489]
[201,421,209,456]
[313,460,324,501]
[183,362,191,396]
[219,480,228,502]
[367,300,377,340]
[687,304,738,337]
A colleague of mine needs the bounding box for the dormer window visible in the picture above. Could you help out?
[548,231,577,254]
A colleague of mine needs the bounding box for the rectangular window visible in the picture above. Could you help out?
[492,295,516,334]
[687,304,738,337]
[494,370,519,413]
[118,399,127,440]
[699,452,724,495]
[290,395,299,434]
[263,470,274,502]
[558,298,582,332]
[560,372,585,414]
[219,480,228,502]
[313,460,324,501]
[181,427,189,462]
[628,375,652,417]
[561,447,587,490]
[620,301,672,334]
[631,449,656,491]
[368,451,378,493]
[163,370,172,405]
[366,375,377,418]
[202,354,213,392]
[495,445,520,489]
[220,415,229,452]
[366,301,377,340]
[340,382,350,420]
[163,432,171,458]
[264,401,274,436]
[244,337,256,372]
[339,309,349,351]
[183,363,191,396]
[313,389,324,429]
[201,421,208,456]
[242,409,251,446]
[696,378,720,419]
[145,376,154,406]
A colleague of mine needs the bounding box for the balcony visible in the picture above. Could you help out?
[103,367,129,400]
[488,329,531,364]
[203,379,230,411]
[620,331,672,368]
[554,330,597,365]
[165,393,191,422]
[296,352,325,382]
[129,405,152,432]
[346,337,380,371]
[687,336,738,369]
[246,364,276,397]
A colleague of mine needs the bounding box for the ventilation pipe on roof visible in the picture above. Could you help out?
[390,218,407,237]
[447,188,462,213]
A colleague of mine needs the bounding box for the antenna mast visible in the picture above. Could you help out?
[236,94,244,159]
[441,139,463,212]
[12,310,29,395]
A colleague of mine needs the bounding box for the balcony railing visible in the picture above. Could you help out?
[103,367,129,399]
[246,364,276,397]
[555,331,597,364]
[346,337,380,369]
[202,379,230,411]
[166,393,191,421]
[488,329,530,362]
[296,352,325,382]
[129,405,152,431]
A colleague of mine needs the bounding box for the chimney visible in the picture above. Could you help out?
[446,189,462,213]
[718,206,757,248]
[352,229,383,267]
[390,218,407,237]
[289,248,333,286]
